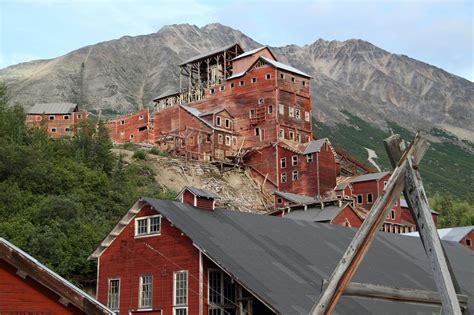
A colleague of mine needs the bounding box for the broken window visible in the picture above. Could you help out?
[258,98,264,105]
[266,74,271,80]
[292,155,298,166]
[218,134,223,144]
[206,134,211,143]
[292,170,299,181]
[281,172,287,183]
[289,130,294,141]
[281,158,286,168]
[249,110,255,118]
[230,83,235,88]
[138,126,147,132]
[367,193,373,203]
[289,107,295,118]
[139,115,144,120]
[220,85,225,91]
[295,108,301,119]
[305,111,310,122]
[225,119,230,128]
[216,116,221,126]
[139,275,152,308]
[279,104,285,115]
[254,127,260,136]
[357,195,363,204]
[268,105,273,114]
[279,128,285,139]
[107,278,120,310]
[239,80,244,86]
[306,154,314,163]
[251,77,257,83]
[225,135,231,146]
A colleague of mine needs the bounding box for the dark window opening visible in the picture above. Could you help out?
[138,126,147,132]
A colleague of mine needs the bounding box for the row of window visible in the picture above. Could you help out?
[119,114,145,125]
[281,170,299,183]
[50,127,71,133]
[215,116,231,129]
[280,154,313,169]
[107,271,188,312]
[278,128,311,143]
[381,223,414,234]
[47,114,78,120]
[278,104,311,121]
[355,193,374,205]
[135,215,161,237]
[208,73,308,95]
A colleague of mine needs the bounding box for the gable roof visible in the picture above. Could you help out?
[91,198,474,314]
[179,43,243,66]
[405,226,473,243]
[351,171,390,184]
[260,56,312,78]
[0,238,113,314]
[274,191,318,204]
[177,186,220,199]
[304,138,330,155]
[179,105,224,131]
[232,46,277,61]
[199,107,234,118]
[28,102,78,114]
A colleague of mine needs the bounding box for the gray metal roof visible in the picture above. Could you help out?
[439,226,473,242]
[140,198,474,314]
[335,182,350,190]
[179,43,241,66]
[1,238,114,314]
[153,90,180,101]
[285,204,350,222]
[260,56,312,79]
[232,46,267,61]
[274,191,318,204]
[303,138,329,155]
[180,186,220,199]
[351,171,390,184]
[399,199,439,214]
[28,102,78,114]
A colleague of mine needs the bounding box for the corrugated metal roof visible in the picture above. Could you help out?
[28,102,78,114]
[260,56,312,78]
[183,186,220,199]
[400,199,439,214]
[404,226,473,243]
[274,191,318,204]
[179,43,241,66]
[232,46,267,61]
[138,198,474,314]
[304,138,329,155]
[1,238,114,314]
[226,71,246,80]
[153,90,180,101]
[285,204,350,222]
[351,171,390,184]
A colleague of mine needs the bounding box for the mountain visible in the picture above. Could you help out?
[0,23,473,196]
[1,23,473,139]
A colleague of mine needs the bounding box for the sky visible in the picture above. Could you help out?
[0,0,473,81]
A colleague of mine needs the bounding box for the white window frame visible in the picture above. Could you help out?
[278,104,284,115]
[305,111,310,122]
[49,115,55,120]
[280,157,286,169]
[218,134,223,144]
[289,130,294,141]
[107,278,120,310]
[225,135,231,146]
[279,128,285,139]
[135,215,162,238]
[139,115,144,120]
[289,107,294,118]
[63,115,70,120]
[306,154,314,163]
[267,105,273,114]
[251,77,257,83]
[138,274,153,309]
[265,73,271,80]
[292,155,298,166]
[216,116,221,126]
[292,170,299,181]
[51,128,57,133]
[357,195,363,204]
[367,193,374,204]
[173,271,188,315]
[225,119,230,129]
[281,172,287,183]
[295,108,301,120]
[258,98,264,105]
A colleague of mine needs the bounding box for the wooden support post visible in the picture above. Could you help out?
[312,133,429,315]
[384,135,462,315]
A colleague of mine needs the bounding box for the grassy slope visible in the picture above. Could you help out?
[313,112,474,198]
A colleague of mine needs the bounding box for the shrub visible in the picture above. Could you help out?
[133,150,147,160]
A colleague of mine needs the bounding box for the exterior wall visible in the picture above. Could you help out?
[195,197,214,210]
[460,230,474,251]
[351,175,391,211]
[97,205,201,314]
[244,146,278,187]
[26,111,87,138]
[331,205,363,228]
[182,190,195,206]
[0,259,83,314]
[273,195,296,209]
[106,109,149,143]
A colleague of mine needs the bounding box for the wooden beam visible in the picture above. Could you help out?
[312,133,428,315]
[321,280,468,310]
[384,135,462,315]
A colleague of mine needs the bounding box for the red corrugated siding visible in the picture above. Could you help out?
[0,260,83,314]
[196,197,214,210]
[460,230,474,251]
[182,190,195,206]
[106,109,149,144]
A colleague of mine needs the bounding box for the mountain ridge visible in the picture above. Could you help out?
[0,22,473,141]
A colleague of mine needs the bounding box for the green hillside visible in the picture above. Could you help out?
[314,111,474,198]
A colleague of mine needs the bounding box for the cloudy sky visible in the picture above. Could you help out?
[1,0,473,81]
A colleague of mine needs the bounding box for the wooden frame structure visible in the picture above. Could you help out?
[312,133,466,314]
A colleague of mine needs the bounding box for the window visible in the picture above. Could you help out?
[219,85,225,91]
[121,120,125,125]
[251,77,257,83]
[135,215,161,237]
[225,135,231,146]
[230,83,235,88]
[279,128,285,139]
[281,172,287,183]
[391,210,395,220]
[357,195,363,204]
[289,130,294,141]
[174,271,188,315]
[139,126,147,131]
[383,181,388,189]
[239,80,244,86]
[466,239,472,247]
[291,77,295,83]
[51,128,57,133]
[266,74,271,80]
[279,104,284,115]
[289,107,294,118]
[49,115,55,120]
[139,275,152,309]
[306,154,314,163]
[208,270,235,315]
[120,131,125,136]
[64,115,70,120]
[217,134,223,144]
[292,155,298,166]
[77,114,82,119]
[210,88,215,94]
[139,115,144,120]
[198,135,202,144]
[254,127,260,136]
[292,170,299,181]
[208,270,222,313]
[249,109,255,118]
[280,158,286,168]
[65,128,71,132]
[130,134,134,139]
[107,279,120,310]
[258,98,264,105]
[267,105,273,114]
[225,119,230,128]
[216,116,221,126]
[280,73,284,79]
[304,112,310,122]
[277,198,282,204]
[295,109,301,119]
[302,81,306,86]
[367,193,373,203]
[188,137,194,146]
[296,133,301,143]
[206,134,211,143]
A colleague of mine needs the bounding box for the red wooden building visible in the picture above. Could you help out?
[0,238,113,314]
[89,193,474,314]
[26,102,87,138]
[105,108,150,144]
[404,226,473,251]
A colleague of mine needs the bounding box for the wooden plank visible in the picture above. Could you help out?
[311,133,429,315]
[321,280,468,309]
[384,135,462,315]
